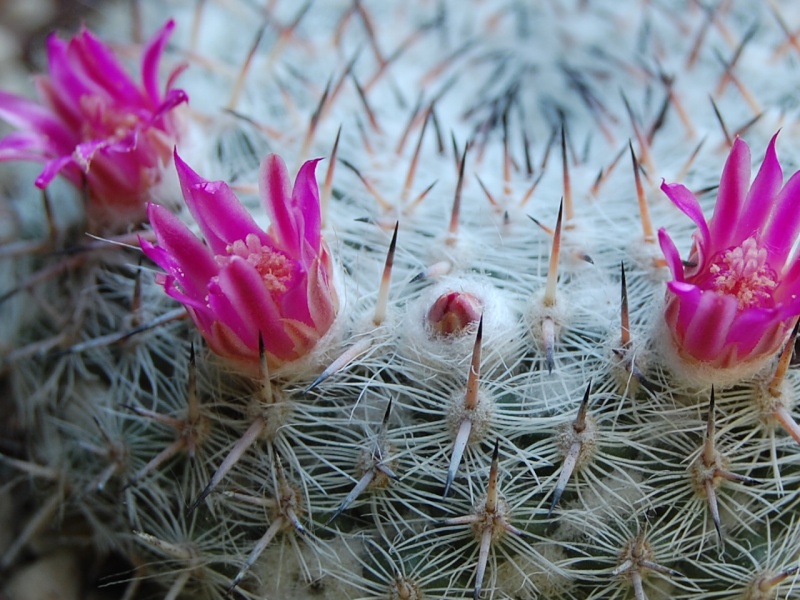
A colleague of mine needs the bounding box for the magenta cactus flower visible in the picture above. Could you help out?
[658,133,800,382]
[141,151,339,372]
[0,20,187,226]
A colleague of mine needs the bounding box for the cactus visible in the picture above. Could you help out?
[2,1,800,599]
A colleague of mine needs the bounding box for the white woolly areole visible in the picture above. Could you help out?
[399,276,522,372]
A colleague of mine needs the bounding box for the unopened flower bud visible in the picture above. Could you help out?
[427,291,483,337]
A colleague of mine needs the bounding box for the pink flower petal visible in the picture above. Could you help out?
[142,258,208,313]
[205,320,256,364]
[661,181,710,257]
[44,34,93,117]
[75,28,145,104]
[73,139,107,169]
[277,267,313,324]
[212,257,297,358]
[779,255,800,289]
[736,133,782,243]
[0,90,74,150]
[144,203,218,298]
[174,151,266,254]
[142,20,176,104]
[682,291,739,361]
[658,228,685,283]
[0,132,52,160]
[165,62,189,92]
[710,136,751,250]
[260,153,296,253]
[292,158,324,255]
[721,306,794,364]
[280,319,321,358]
[35,154,77,188]
[32,77,81,132]
[725,306,780,345]
[150,88,188,124]
[763,169,800,264]
[307,256,337,330]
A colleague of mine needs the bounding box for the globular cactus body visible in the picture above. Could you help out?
[2,1,800,599]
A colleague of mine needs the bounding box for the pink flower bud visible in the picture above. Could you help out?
[427,291,483,337]
[141,152,339,372]
[0,21,187,227]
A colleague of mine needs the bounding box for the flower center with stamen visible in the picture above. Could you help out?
[708,237,777,309]
[80,95,140,142]
[224,233,293,293]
